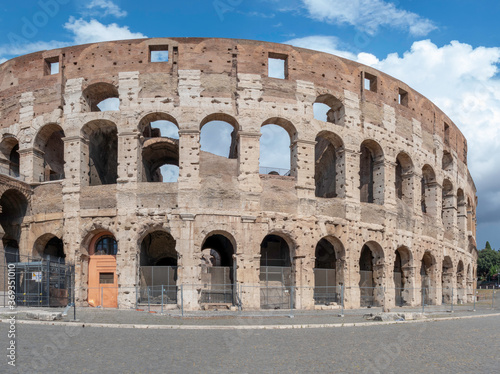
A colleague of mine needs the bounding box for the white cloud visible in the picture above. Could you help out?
[301,0,437,36]
[0,18,146,62]
[0,58,6,64]
[284,36,357,60]
[0,41,70,60]
[64,17,147,44]
[86,0,127,18]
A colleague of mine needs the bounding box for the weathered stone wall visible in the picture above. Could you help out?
[0,38,478,310]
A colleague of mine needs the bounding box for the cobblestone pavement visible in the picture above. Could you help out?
[0,314,499,373]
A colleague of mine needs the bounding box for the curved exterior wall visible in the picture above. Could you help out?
[0,38,478,310]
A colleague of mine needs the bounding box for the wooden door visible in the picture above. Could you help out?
[88,255,118,308]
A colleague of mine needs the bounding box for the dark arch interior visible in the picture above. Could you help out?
[359,245,374,271]
[315,135,339,198]
[201,234,234,267]
[260,235,290,267]
[86,124,118,185]
[315,238,336,269]
[0,190,28,257]
[9,144,20,176]
[140,231,177,266]
[43,237,65,261]
[359,145,374,203]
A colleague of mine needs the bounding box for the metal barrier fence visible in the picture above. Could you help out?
[0,250,74,308]
[62,285,498,319]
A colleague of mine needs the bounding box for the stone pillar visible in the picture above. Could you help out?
[335,149,347,199]
[63,135,89,187]
[442,192,457,234]
[237,217,261,310]
[176,214,201,310]
[178,129,200,210]
[117,132,140,183]
[115,131,139,308]
[383,160,397,209]
[293,254,315,310]
[17,149,35,183]
[426,181,441,220]
[237,132,262,212]
[293,139,316,200]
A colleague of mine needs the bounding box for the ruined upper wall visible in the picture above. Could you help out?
[0,37,468,164]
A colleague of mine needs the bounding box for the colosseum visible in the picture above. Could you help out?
[0,37,478,310]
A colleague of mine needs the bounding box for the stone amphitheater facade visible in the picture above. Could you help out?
[0,38,478,310]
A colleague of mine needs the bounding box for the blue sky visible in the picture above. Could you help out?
[1,0,500,250]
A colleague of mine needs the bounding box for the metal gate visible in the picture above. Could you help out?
[200,266,234,304]
[260,266,292,309]
[359,270,375,307]
[313,268,337,304]
[394,271,403,306]
[139,266,177,304]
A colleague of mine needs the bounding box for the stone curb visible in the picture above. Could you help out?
[1,312,499,330]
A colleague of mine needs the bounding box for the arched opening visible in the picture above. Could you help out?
[313,94,345,125]
[466,197,473,233]
[442,151,453,171]
[82,82,119,112]
[260,118,296,176]
[457,189,466,235]
[81,120,118,186]
[140,113,180,183]
[200,114,239,159]
[200,232,236,305]
[442,179,454,230]
[34,124,65,182]
[359,140,384,204]
[260,234,292,309]
[0,189,28,263]
[313,237,345,305]
[315,131,344,198]
[421,252,436,305]
[139,230,178,305]
[33,234,65,262]
[359,242,384,307]
[421,165,437,215]
[394,247,412,307]
[456,260,465,303]
[0,136,20,178]
[395,152,413,205]
[88,232,118,307]
[442,256,454,304]
[466,263,473,302]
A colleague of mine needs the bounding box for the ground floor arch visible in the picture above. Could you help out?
[358,242,385,307]
[313,236,345,305]
[139,230,178,305]
[260,233,293,309]
[88,231,118,308]
[393,246,413,306]
[200,231,236,306]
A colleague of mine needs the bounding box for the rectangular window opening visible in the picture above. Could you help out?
[149,45,169,62]
[398,88,408,107]
[44,57,60,75]
[268,52,288,79]
[99,272,114,284]
[364,72,377,92]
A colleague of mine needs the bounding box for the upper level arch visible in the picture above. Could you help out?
[359,139,384,204]
[313,94,345,125]
[139,112,179,138]
[315,130,344,198]
[82,82,119,112]
[200,113,240,159]
[0,135,20,178]
[33,123,65,182]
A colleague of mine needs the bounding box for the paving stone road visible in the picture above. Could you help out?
[0,315,499,374]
